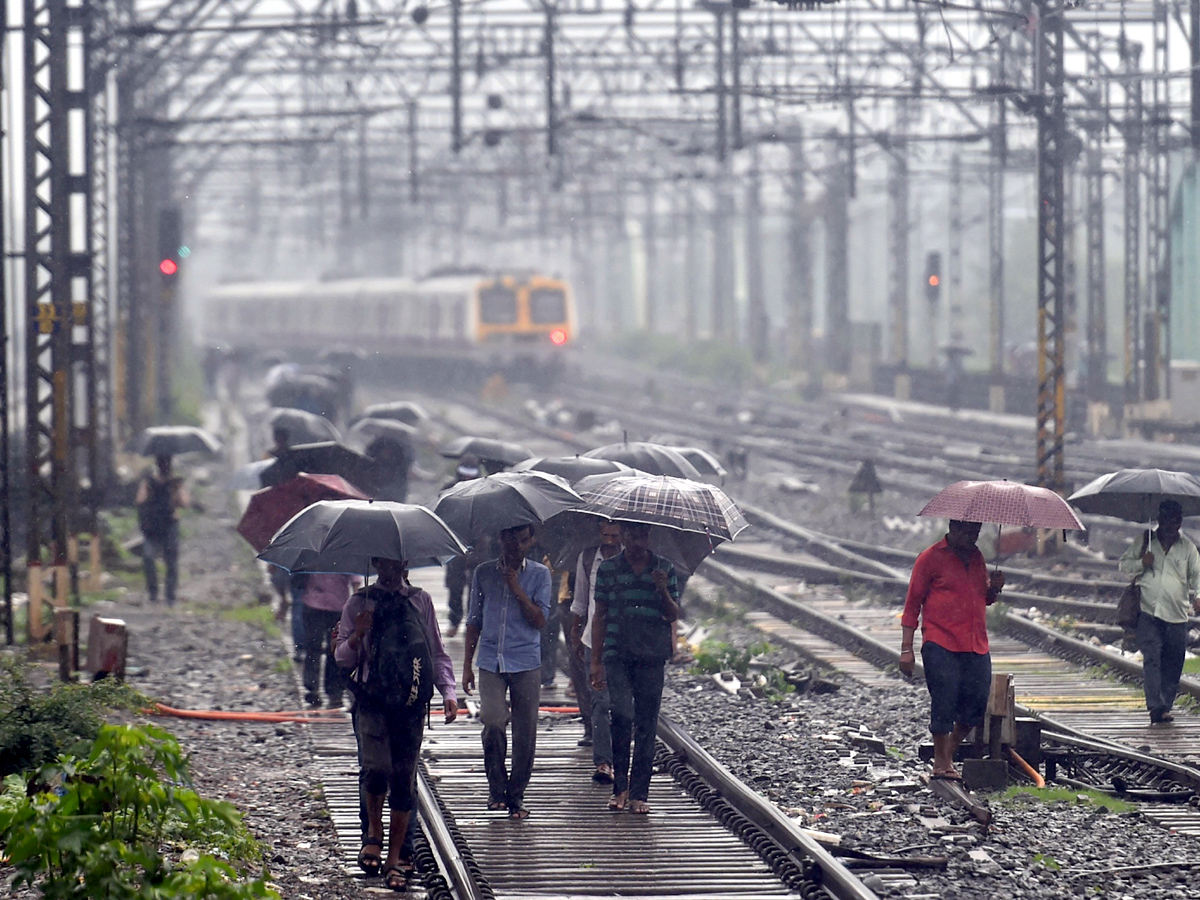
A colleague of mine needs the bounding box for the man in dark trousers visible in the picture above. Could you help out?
[590,521,679,814]
[135,454,190,605]
[899,519,1004,780]
[462,523,551,820]
[1119,500,1200,724]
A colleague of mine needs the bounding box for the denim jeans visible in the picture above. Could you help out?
[142,524,179,605]
[1137,613,1188,716]
[605,655,665,801]
[478,667,541,812]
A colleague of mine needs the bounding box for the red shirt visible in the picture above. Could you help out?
[901,538,991,654]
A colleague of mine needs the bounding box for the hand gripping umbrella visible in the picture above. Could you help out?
[432,471,584,545]
[258,500,467,574]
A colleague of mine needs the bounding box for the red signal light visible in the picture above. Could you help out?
[549,329,568,346]
[159,258,179,276]
[927,275,939,287]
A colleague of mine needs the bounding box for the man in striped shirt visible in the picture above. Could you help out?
[590,522,680,814]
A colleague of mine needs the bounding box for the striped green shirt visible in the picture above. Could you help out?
[595,550,679,661]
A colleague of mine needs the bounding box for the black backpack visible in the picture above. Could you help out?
[348,586,436,713]
[137,478,174,539]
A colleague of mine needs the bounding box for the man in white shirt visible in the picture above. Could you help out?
[1119,500,1200,724]
[569,522,622,784]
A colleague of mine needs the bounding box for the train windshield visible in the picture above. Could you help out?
[529,287,567,324]
[479,284,518,324]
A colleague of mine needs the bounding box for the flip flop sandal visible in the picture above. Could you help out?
[487,799,507,811]
[592,764,615,784]
[930,772,963,782]
[509,807,530,820]
[608,793,628,811]
[385,865,408,892]
[629,799,652,814]
[357,838,383,876]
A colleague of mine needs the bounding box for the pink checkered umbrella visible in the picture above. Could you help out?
[917,480,1084,531]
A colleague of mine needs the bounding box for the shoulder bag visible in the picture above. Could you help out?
[1116,532,1150,632]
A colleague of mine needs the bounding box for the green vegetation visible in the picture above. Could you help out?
[998,784,1136,814]
[1183,657,1200,676]
[218,604,281,638]
[0,657,148,779]
[0,723,276,900]
[691,638,773,677]
[1032,852,1062,872]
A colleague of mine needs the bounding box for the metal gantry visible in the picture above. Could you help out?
[1,0,1198,617]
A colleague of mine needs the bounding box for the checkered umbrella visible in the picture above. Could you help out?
[918,480,1084,530]
[578,473,749,541]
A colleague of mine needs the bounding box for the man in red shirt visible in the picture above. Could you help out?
[898,520,1005,780]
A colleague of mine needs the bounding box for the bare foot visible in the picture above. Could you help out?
[629,799,651,814]
[608,791,629,811]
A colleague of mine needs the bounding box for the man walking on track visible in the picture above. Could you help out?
[135,454,190,606]
[898,519,1004,781]
[462,523,552,820]
[1119,500,1200,724]
[590,522,679,814]
[335,557,458,892]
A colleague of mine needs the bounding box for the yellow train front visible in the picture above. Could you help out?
[201,271,576,388]
[472,274,575,379]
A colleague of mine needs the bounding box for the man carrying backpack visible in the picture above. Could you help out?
[135,454,190,605]
[334,557,458,892]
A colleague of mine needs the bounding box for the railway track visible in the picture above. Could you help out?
[305,589,885,900]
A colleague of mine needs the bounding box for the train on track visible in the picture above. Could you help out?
[202,270,577,385]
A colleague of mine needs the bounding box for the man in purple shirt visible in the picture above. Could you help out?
[462,523,551,820]
[335,557,458,892]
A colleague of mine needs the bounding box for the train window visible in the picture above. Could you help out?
[479,284,518,324]
[529,288,566,324]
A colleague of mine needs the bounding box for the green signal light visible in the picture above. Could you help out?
[178,245,191,258]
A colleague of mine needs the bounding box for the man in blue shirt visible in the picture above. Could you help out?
[462,523,551,819]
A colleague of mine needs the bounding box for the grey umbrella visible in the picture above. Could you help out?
[433,471,583,545]
[582,442,703,480]
[512,455,633,483]
[258,500,467,573]
[132,426,222,457]
[440,436,533,468]
[265,407,341,445]
[359,400,430,427]
[1067,468,1200,522]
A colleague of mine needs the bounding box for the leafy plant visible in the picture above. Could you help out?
[692,639,773,677]
[0,657,147,778]
[0,723,276,900]
[998,784,1135,814]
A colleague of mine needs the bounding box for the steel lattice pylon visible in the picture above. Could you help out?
[1035,0,1067,492]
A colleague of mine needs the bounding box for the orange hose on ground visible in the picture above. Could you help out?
[1007,747,1046,787]
[538,706,579,714]
[151,702,346,724]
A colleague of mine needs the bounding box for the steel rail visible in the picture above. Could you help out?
[656,714,883,900]
[417,769,489,900]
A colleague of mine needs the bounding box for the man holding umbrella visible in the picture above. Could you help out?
[899,520,1005,780]
[462,524,552,820]
[1118,500,1200,724]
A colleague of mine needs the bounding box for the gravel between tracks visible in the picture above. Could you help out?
[662,617,1200,900]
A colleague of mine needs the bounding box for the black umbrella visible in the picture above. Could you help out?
[265,407,341,444]
[433,471,583,544]
[440,436,533,468]
[1067,468,1200,522]
[359,400,430,427]
[258,441,375,490]
[511,455,633,483]
[348,417,420,450]
[258,500,467,573]
[132,426,222,457]
[582,442,703,480]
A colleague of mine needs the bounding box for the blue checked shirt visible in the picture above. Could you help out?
[467,557,552,674]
